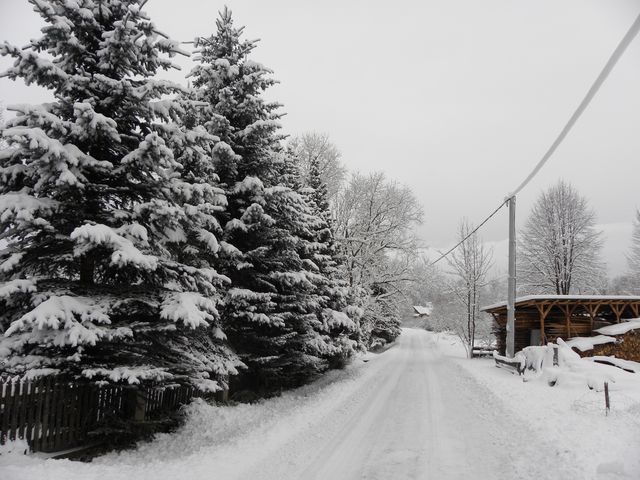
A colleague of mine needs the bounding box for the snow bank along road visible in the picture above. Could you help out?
[3,328,637,480]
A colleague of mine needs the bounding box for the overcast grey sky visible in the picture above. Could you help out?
[1,0,639,276]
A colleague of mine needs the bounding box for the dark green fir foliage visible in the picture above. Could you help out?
[190,8,358,390]
[290,152,360,366]
[0,0,241,391]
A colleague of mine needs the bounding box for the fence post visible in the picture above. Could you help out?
[134,389,148,422]
[125,388,148,422]
[215,388,229,403]
[604,381,610,416]
[553,346,558,366]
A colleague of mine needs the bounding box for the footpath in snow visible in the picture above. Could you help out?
[1,328,639,480]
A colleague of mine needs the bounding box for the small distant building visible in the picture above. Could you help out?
[413,303,433,317]
[481,295,640,355]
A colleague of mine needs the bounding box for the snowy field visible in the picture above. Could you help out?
[1,328,640,480]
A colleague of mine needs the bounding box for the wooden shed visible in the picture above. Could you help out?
[481,295,640,355]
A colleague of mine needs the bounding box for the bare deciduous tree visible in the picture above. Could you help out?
[334,171,423,291]
[627,209,640,288]
[288,132,347,203]
[446,219,493,358]
[518,180,604,294]
[333,171,423,345]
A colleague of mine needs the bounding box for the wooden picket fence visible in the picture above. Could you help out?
[0,376,204,453]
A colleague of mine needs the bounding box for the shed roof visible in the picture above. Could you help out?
[481,295,640,313]
[413,305,432,316]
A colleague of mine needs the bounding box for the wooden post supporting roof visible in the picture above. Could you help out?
[535,302,553,345]
[611,303,626,323]
[557,303,577,338]
[585,303,600,333]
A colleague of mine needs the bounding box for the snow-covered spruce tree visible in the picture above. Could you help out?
[286,151,360,367]
[0,0,241,392]
[190,8,356,390]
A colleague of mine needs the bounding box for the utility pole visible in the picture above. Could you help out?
[506,196,516,358]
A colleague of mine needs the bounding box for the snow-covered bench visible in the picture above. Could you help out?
[472,347,496,358]
[493,351,524,374]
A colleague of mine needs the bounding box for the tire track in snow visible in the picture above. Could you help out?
[241,328,578,480]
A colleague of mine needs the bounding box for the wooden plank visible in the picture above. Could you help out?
[78,383,91,443]
[0,379,7,444]
[103,386,111,419]
[23,380,35,446]
[168,387,175,410]
[42,379,53,450]
[9,380,19,442]
[97,386,104,422]
[2,380,11,443]
[39,378,51,451]
[494,355,524,374]
[70,383,81,447]
[14,381,24,442]
[31,378,44,451]
[1,379,13,443]
[54,380,65,451]
[612,304,625,323]
[85,384,97,435]
[535,303,554,344]
[61,383,71,448]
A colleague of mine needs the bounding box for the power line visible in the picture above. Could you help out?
[429,11,640,267]
[508,11,640,198]
[430,200,507,266]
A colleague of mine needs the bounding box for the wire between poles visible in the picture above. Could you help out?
[430,11,640,268]
[429,199,508,266]
[507,11,640,198]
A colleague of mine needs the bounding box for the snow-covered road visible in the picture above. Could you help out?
[3,328,639,480]
[239,328,560,480]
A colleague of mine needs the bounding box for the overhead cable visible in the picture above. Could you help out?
[507,11,640,199]
[429,200,507,266]
[430,11,640,267]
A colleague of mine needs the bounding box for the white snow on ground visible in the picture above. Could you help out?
[436,332,640,480]
[2,328,640,480]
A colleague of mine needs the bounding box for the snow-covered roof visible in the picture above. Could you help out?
[413,304,432,316]
[481,295,640,312]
